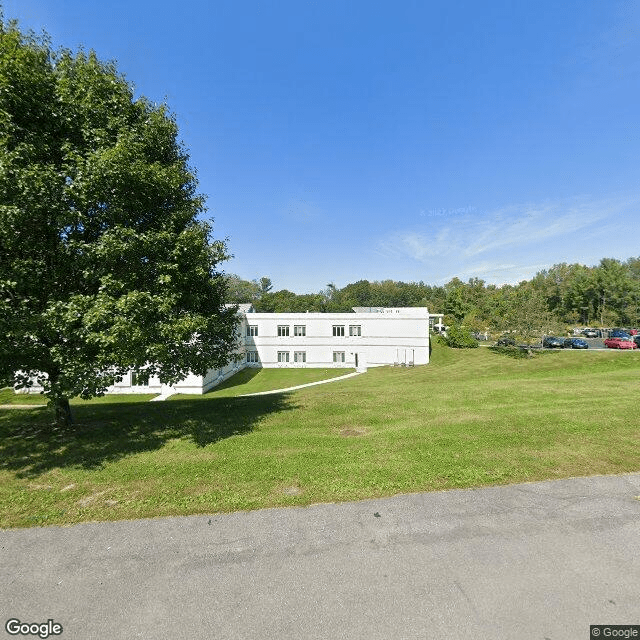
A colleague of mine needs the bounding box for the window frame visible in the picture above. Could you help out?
[131,371,150,386]
[247,325,258,337]
[277,325,290,337]
[293,351,306,363]
[293,325,306,337]
[332,325,345,337]
[277,351,290,363]
[349,325,362,336]
[246,351,259,363]
[332,351,345,363]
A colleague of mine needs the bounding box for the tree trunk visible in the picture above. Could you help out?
[54,397,73,427]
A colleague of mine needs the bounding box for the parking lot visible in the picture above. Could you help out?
[490,337,634,351]
[562,337,605,350]
[540,337,634,351]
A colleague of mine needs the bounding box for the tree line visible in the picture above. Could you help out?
[226,256,640,332]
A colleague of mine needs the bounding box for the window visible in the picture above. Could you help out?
[277,351,290,363]
[332,325,345,337]
[246,351,259,363]
[131,371,150,386]
[294,325,306,337]
[333,351,345,363]
[349,325,362,336]
[277,325,290,337]
[247,325,258,337]
[294,351,306,363]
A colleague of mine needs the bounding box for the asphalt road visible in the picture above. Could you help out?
[2,474,639,640]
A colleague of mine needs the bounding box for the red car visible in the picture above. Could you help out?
[604,337,638,349]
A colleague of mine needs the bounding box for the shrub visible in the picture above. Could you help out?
[443,324,479,349]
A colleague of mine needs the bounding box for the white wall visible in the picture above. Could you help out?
[16,307,430,395]
[242,309,429,369]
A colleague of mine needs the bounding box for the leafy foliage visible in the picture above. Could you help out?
[443,324,479,349]
[0,20,238,423]
[236,255,640,332]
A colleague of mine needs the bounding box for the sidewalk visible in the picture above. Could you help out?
[239,370,365,397]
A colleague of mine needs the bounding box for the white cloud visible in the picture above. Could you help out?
[376,192,640,285]
[462,199,610,257]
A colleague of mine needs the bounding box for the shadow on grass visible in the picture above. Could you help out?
[0,393,296,478]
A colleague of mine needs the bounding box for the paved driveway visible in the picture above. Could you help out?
[2,474,639,640]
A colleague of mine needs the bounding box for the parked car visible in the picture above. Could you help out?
[543,336,564,348]
[563,338,589,349]
[581,328,598,338]
[610,329,632,339]
[604,337,637,349]
[629,329,638,336]
[496,336,516,347]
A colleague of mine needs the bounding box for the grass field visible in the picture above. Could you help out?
[0,388,50,405]
[172,367,356,398]
[0,368,354,406]
[1,345,638,528]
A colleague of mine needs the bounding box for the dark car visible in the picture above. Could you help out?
[496,336,516,347]
[582,328,598,338]
[563,338,589,349]
[543,336,564,348]
[634,336,640,348]
[610,329,632,339]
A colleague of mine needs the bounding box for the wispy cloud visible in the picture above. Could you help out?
[462,199,611,257]
[376,192,640,285]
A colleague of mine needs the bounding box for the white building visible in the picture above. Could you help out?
[19,306,438,396]
[242,307,430,370]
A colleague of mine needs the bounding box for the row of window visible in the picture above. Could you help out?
[246,351,347,363]
[246,325,362,337]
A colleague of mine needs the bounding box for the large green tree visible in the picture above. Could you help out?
[0,20,239,425]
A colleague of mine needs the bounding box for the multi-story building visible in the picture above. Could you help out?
[20,306,441,396]
[241,307,430,371]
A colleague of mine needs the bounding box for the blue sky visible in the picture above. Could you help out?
[4,0,640,292]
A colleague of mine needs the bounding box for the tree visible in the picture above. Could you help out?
[593,258,633,326]
[443,323,478,348]
[505,285,562,347]
[0,20,239,425]
[225,274,261,303]
[258,277,273,295]
[255,289,325,313]
[443,278,471,323]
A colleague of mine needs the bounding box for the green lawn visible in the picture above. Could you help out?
[174,367,357,398]
[0,388,49,405]
[0,368,354,405]
[1,345,638,528]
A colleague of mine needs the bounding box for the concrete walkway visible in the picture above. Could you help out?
[239,370,365,396]
[0,404,46,409]
[2,473,639,640]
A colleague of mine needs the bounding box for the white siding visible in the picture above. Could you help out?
[17,307,431,395]
[242,310,429,368]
